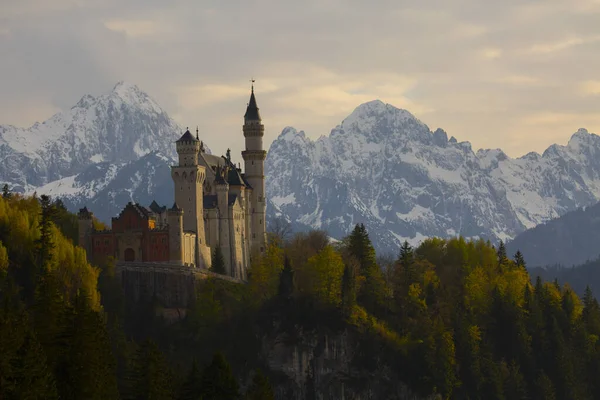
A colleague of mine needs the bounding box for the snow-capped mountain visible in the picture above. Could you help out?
[266,100,600,255]
[0,81,181,190]
[40,152,176,223]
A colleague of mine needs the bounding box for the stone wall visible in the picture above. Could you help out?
[116,262,242,308]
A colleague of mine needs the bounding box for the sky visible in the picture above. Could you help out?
[1,0,600,159]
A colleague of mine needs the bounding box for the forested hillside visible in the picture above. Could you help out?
[2,190,600,399]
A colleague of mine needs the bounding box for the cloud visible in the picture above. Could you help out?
[580,81,600,95]
[1,0,600,159]
[530,35,600,54]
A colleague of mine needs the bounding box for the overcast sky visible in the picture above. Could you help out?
[1,0,600,159]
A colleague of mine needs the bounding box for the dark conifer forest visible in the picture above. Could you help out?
[3,191,600,399]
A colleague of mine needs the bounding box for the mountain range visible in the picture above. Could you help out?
[2,83,600,258]
[267,100,600,255]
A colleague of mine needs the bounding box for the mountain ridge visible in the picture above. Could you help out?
[266,101,600,255]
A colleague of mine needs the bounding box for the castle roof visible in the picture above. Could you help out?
[177,129,198,142]
[169,202,182,212]
[203,195,218,209]
[241,173,253,189]
[203,194,239,209]
[244,88,261,121]
[149,200,166,214]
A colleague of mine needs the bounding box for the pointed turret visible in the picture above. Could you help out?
[241,82,267,254]
[244,85,261,122]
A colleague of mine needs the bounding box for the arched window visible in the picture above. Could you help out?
[124,248,135,262]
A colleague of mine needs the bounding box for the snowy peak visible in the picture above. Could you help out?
[0,82,181,189]
[266,99,600,255]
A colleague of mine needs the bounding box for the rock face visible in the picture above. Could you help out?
[266,100,600,255]
[263,327,433,400]
[0,81,180,191]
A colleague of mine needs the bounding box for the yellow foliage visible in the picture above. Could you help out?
[408,283,427,311]
[464,266,492,316]
[0,240,8,274]
[348,305,409,351]
[298,245,345,306]
[248,240,283,303]
[0,195,101,310]
[494,267,530,307]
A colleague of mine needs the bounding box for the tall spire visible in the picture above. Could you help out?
[244,79,261,122]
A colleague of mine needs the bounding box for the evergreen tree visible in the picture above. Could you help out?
[341,260,358,316]
[398,240,414,269]
[2,183,11,199]
[245,369,274,400]
[124,339,174,400]
[497,240,508,265]
[278,255,294,299]
[199,352,239,400]
[211,245,226,275]
[346,224,386,314]
[180,360,203,400]
[36,194,56,271]
[514,250,526,269]
[0,289,58,399]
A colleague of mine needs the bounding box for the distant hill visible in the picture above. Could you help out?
[506,201,600,269]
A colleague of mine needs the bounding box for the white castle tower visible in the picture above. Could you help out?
[242,84,267,254]
[171,129,211,268]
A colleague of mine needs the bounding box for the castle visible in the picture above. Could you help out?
[78,86,267,280]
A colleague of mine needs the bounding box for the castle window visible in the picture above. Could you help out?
[96,240,100,246]
[162,237,166,244]
[260,219,262,224]
[104,239,109,245]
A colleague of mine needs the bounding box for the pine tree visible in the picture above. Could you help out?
[341,261,357,316]
[346,224,386,314]
[211,245,226,275]
[398,240,414,269]
[2,183,11,199]
[514,250,526,269]
[199,352,239,400]
[180,360,203,400]
[497,240,508,266]
[36,194,56,271]
[124,339,174,400]
[278,255,294,299]
[245,369,274,400]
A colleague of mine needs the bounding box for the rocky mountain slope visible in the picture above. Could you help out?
[266,100,600,255]
[0,81,180,191]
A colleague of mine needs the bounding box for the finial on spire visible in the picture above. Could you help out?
[196,126,199,140]
[250,78,255,93]
[226,148,231,161]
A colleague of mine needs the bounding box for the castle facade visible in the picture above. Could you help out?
[78,87,267,279]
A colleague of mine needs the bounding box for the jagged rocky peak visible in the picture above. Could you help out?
[331,99,431,146]
[0,81,182,188]
[266,97,600,256]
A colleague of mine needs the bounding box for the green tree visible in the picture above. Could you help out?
[346,224,386,315]
[245,369,274,400]
[199,352,240,400]
[1,184,10,199]
[211,245,226,275]
[180,360,203,400]
[278,255,294,299]
[36,194,56,271]
[514,250,526,269]
[341,259,358,316]
[497,240,508,266]
[124,339,174,400]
